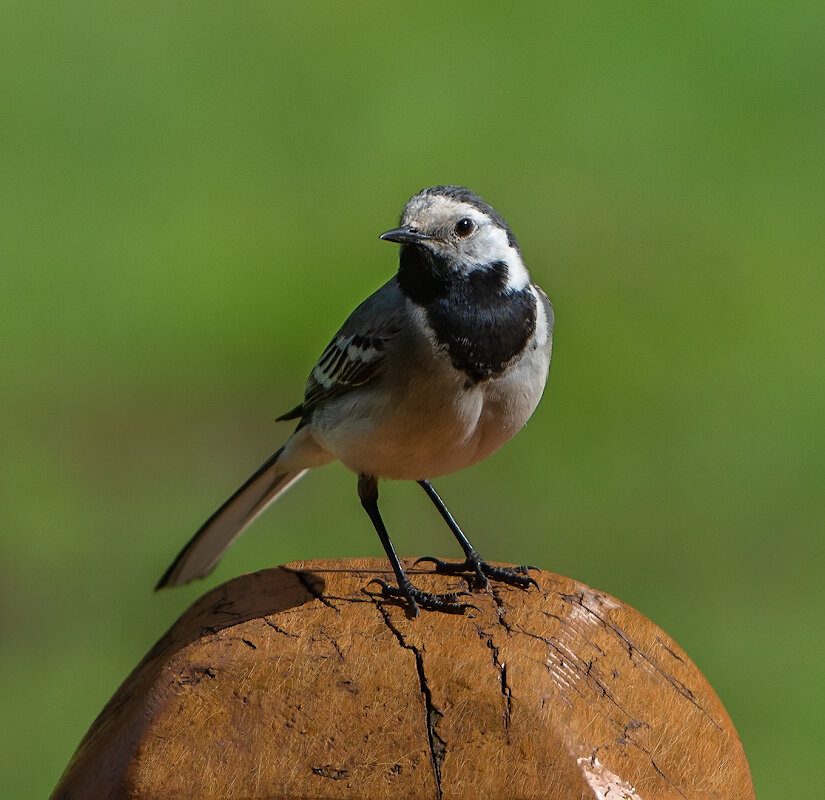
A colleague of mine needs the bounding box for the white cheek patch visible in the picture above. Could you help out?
[503,247,529,290]
[531,285,549,348]
[466,224,529,291]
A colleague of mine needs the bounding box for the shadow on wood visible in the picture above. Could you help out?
[51,558,755,799]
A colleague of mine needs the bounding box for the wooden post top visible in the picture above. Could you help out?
[52,558,754,799]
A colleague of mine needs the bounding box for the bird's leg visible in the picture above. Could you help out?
[357,474,471,617]
[415,480,538,592]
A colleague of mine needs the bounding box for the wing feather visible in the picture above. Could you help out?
[277,278,407,423]
[302,330,390,412]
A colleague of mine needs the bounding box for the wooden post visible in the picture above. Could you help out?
[51,558,754,799]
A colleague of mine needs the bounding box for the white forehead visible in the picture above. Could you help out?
[401,194,488,228]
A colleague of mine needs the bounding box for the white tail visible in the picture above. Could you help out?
[156,448,308,588]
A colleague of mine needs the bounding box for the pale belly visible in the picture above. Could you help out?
[310,352,548,480]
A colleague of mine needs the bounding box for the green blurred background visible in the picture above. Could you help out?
[2,2,823,797]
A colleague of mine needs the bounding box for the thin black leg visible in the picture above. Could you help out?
[357,474,470,617]
[416,479,538,591]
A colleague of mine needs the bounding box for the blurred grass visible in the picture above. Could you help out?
[1,1,823,797]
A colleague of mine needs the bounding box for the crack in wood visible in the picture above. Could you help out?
[560,590,722,731]
[476,626,512,736]
[489,585,516,634]
[263,619,299,637]
[518,626,637,721]
[370,600,445,799]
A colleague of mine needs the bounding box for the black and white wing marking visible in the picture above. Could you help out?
[276,279,406,423]
[304,330,393,410]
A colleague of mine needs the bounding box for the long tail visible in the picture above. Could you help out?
[156,447,308,589]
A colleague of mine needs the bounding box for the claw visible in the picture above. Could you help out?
[365,578,475,616]
[416,557,540,592]
[415,555,489,590]
[481,563,539,590]
[412,555,466,573]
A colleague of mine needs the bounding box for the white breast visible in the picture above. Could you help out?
[310,305,551,480]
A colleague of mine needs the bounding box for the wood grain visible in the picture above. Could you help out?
[51,559,754,799]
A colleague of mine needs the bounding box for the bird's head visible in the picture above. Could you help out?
[380,186,529,303]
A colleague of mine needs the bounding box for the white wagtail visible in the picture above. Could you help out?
[157,186,554,616]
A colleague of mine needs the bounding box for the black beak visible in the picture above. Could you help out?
[379,226,433,245]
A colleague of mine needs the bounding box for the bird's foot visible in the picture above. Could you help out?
[366,578,475,618]
[414,556,539,592]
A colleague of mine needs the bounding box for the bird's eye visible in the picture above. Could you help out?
[454,217,475,238]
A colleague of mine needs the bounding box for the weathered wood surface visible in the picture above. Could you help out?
[52,558,754,799]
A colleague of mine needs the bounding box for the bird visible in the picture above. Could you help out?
[156,185,554,616]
